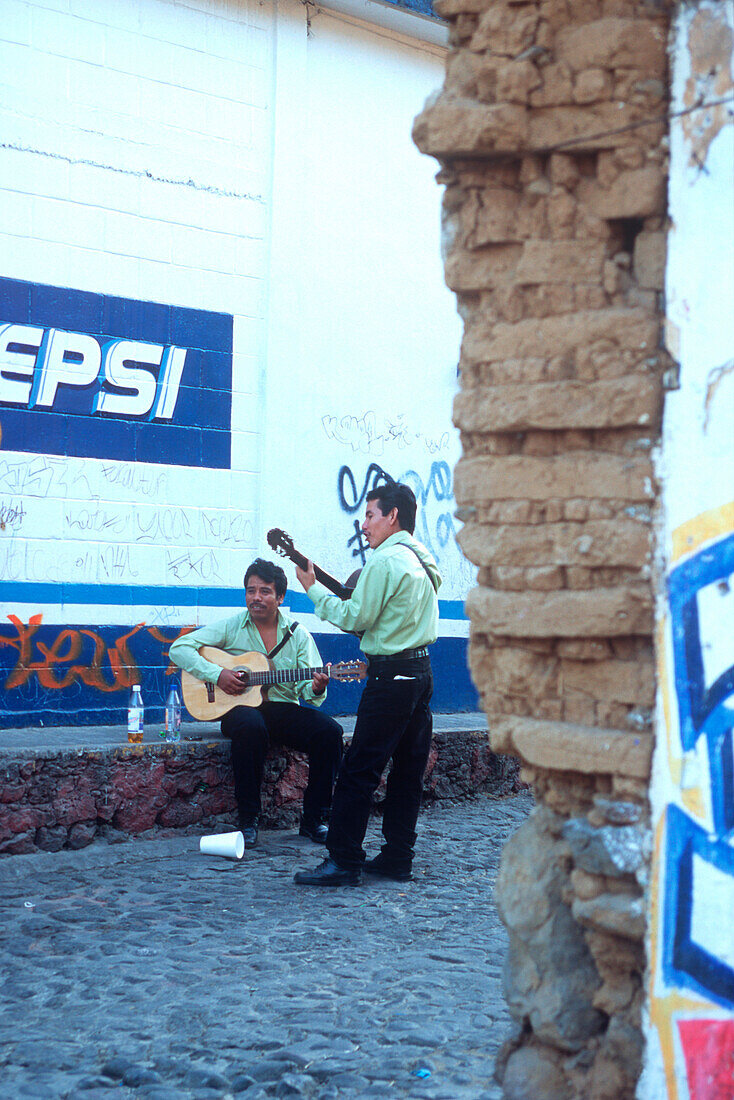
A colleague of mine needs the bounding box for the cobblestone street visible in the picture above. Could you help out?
[0,791,531,1100]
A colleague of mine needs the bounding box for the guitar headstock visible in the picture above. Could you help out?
[329,660,367,683]
[267,528,294,559]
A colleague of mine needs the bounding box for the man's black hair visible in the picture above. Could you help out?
[366,482,417,534]
[243,558,288,598]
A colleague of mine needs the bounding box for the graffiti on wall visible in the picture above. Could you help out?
[0,613,192,723]
[650,509,734,1100]
[331,421,473,592]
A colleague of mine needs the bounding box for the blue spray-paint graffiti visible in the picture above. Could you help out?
[663,531,734,1008]
[667,532,734,835]
[337,459,461,568]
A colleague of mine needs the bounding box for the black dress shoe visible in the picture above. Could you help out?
[293,858,361,887]
[299,819,329,844]
[363,854,412,882]
[239,818,259,847]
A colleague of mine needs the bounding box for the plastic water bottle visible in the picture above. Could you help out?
[164,683,182,743]
[127,684,144,743]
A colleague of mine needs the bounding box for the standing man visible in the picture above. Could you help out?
[169,558,343,847]
[293,483,441,887]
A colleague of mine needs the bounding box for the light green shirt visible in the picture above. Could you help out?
[168,607,326,706]
[308,531,441,656]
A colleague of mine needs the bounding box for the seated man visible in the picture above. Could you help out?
[169,558,343,847]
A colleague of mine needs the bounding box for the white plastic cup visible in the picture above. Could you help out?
[199,831,245,860]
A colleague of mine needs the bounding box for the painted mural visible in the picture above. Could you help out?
[644,3,734,1097]
[649,509,734,1100]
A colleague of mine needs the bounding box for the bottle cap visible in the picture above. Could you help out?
[133,684,141,690]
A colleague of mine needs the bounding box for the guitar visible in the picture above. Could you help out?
[267,528,361,600]
[181,646,367,721]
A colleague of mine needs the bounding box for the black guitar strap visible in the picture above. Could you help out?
[267,622,299,660]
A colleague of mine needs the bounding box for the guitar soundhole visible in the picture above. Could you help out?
[235,668,251,689]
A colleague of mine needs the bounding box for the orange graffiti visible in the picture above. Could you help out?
[147,626,196,675]
[0,614,144,692]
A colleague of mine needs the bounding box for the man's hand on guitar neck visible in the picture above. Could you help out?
[296,560,316,593]
[218,668,249,696]
[311,668,329,696]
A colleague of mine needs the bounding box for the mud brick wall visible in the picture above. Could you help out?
[414,0,670,1096]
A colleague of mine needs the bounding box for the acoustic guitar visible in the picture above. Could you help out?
[267,528,361,600]
[181,646,367,721]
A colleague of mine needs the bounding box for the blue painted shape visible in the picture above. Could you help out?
[30,282,103,333]
[0,277,233,469]
[171,305,233,352]
[663,803,734,1009]
[0,615,477,727]
[201,428,231,469]
[667,533,734,835]
[102,295,171,344]
[66,415,137,461]
[0,276,32,322]
[1,407,68,455]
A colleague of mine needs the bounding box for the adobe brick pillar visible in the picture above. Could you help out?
[414,1,671,1097]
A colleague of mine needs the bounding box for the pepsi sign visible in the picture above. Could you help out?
[0,278,233,468]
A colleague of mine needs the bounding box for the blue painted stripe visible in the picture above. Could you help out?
[0,581,468,619]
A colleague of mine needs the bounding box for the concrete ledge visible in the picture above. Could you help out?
[0,714,521,855]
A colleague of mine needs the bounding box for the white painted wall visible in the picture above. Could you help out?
[263,0,467,615]
[0,0,469,719]
[643,1,734,1095]
[0,0,274,631]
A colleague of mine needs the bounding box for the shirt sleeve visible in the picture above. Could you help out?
[168,616,238,685]
[308,558,392,635]
[294,626,327,707]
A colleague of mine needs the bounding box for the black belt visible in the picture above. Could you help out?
[366,647,429,663]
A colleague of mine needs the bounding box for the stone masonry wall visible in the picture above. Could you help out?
[0,729,517,856]
[414,1,671,1097]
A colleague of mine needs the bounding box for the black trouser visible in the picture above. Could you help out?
[327,655,433,872]
[220,701,344,824]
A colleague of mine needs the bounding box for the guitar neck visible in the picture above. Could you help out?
[250,665,326,687]
[285,548,352,600]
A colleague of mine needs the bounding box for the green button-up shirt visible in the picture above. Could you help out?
[169,607,326,706]
[307,531,441,656]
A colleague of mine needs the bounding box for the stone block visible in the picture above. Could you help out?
[470,4,540,55]
[467,584,653,637]
[458,519,650,569]
[561,658,654,705]
[490,716,653,779]
[453,376,661,431]
[633,230,666,289]
[463,307,659,363]
[445,242,522,291]
[470,187,523,244]
[495,807,606,1051]
[503,1047,569,1100]
[572,892,646,940]
[573,68,614,103]
[515,240,605,284]
[577,168,666,219]
[562,817,649,876]
[555,18,667,74]
[528,103,666,151]
[413,96,528,158]
[455,453,655,504]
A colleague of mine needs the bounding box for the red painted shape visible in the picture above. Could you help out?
[678,1018,734,1100]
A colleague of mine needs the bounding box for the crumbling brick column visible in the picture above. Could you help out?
[414,1,671,1096]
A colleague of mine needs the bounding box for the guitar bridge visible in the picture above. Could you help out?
[205,682,215,703]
